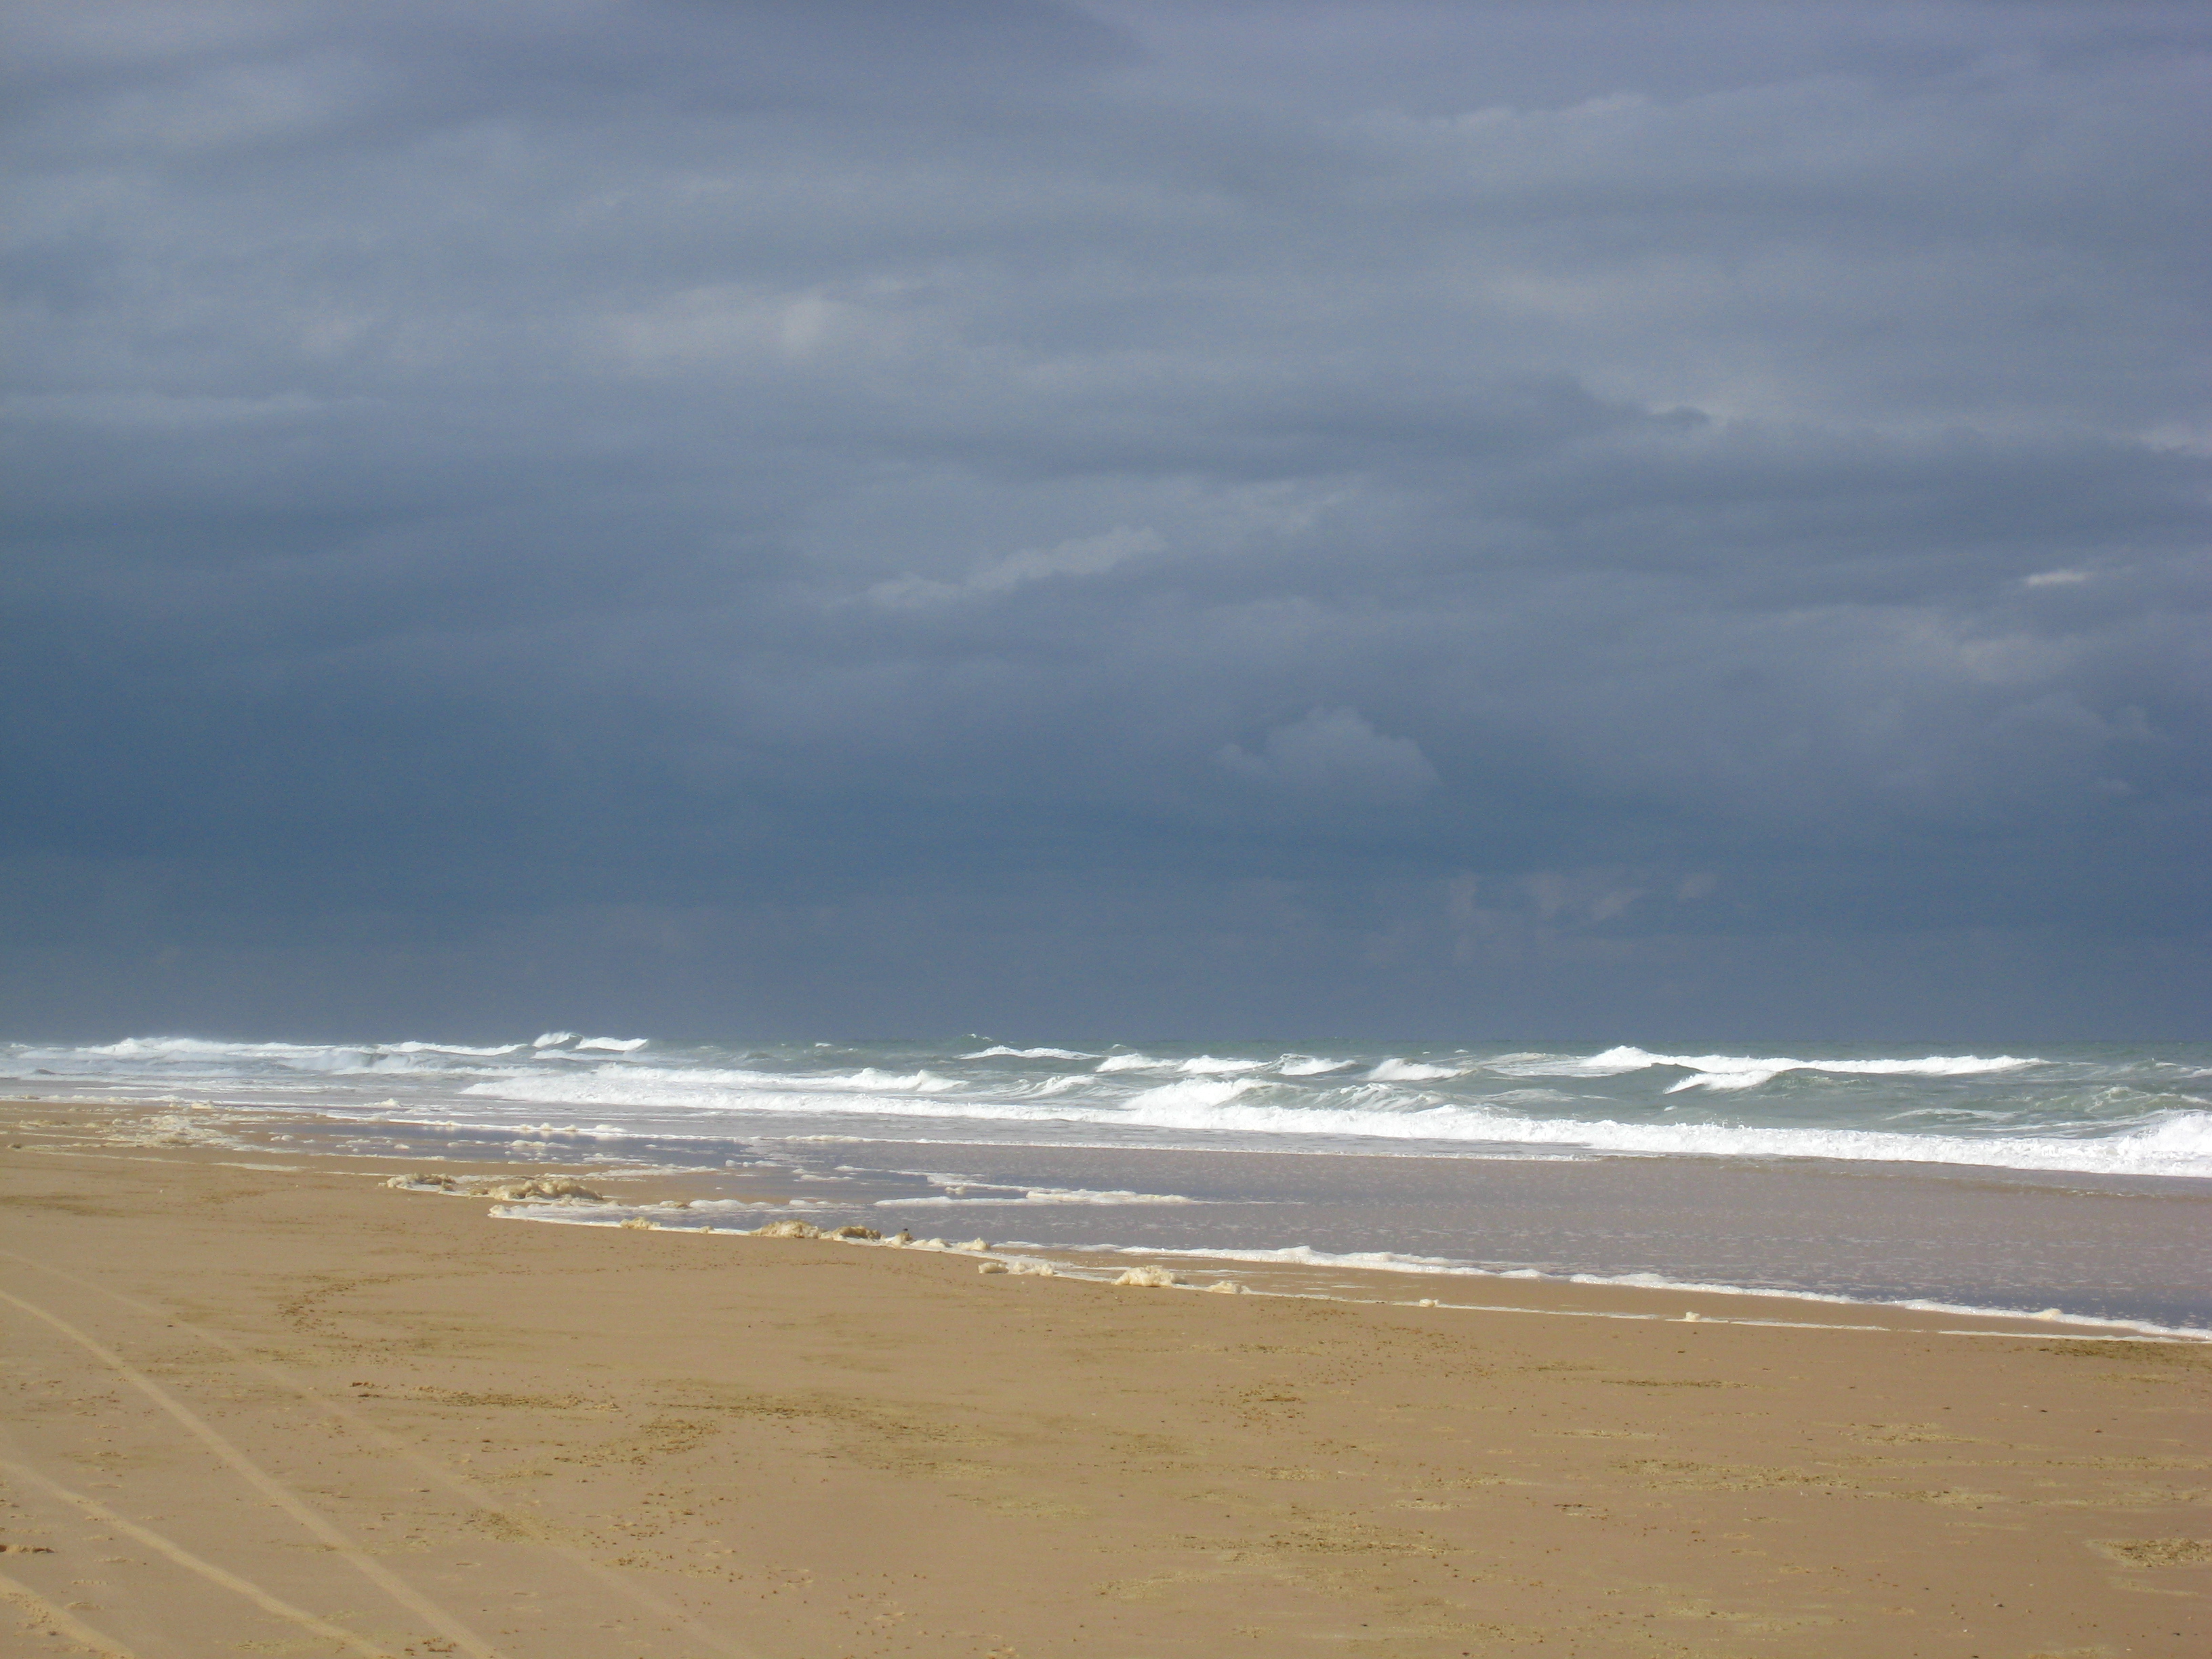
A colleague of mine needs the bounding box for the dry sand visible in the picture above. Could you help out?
[2,1099,2207,1658]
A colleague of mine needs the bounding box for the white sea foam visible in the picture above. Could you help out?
[1367,1059,1464,1081]
[432,1062,2212,1179]
[1071,1242,1473,1274]
[1117,1092,2212,1179]
[1024,1074,1088,1096]
[1094,1053,1160,1072]
[1094,1052,1265,1075]
[13,1033,2208,1183]
[1038,1244,2211,1340]
[7,1035,541,1080]
[380,1040,527,1057]
[838,1067,960,1092]
[1120,1077,1263,1111]
[1496,1046,2039,1091]
[461,1065,964,1105]
[56,1036,370,1067]
[877,1187,1197,1207]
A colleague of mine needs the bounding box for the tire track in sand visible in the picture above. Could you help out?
[0,1452,393,1658]
[0,1250,761,1659]
[0,1557,137,1658]
[0,1282,504,1659]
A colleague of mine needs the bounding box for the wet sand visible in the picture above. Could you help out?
[3,1099,2209,1658]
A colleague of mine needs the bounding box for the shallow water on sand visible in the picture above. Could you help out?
[207,1111,2212,1334]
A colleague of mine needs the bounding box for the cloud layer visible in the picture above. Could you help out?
[3,1,2207,1039]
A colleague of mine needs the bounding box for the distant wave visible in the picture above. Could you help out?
[7,1033,2207,1181]
[7,1034,647,1072]
[1094,1052,1269,1075]
[1367,1059,1464,1081]
[1496,1045,2039,1092]
[1277,1055,1354,1076]
[442,1066,2212,1179]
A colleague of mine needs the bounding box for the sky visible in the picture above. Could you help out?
[3,0,2208,1044]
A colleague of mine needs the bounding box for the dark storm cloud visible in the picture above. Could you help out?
[3,0,2207,1039]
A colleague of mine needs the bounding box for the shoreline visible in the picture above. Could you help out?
[5,1097,2211,1656]
[492,1206,2212,1346]
[16,1095,2212,1334]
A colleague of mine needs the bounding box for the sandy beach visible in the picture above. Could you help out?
[3,1099,2208,1658]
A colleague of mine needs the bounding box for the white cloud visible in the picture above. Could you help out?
[867,526,1164,606]
[1218,708,1438,801]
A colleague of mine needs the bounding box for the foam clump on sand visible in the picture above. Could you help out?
[1207,1282,1248,1294]
[386,1174,609,1202]
[476,1176,609,1202]
[980,1258,1056,1277]
[1114,1266,1182,1288]
[957,1238,989,1251]
[750,1220,884,1241]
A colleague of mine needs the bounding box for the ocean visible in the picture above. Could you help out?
[9,1033,2209,1332]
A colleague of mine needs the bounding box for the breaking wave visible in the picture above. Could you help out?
[6,1034,2208,1180]
[1496,1046,2037,1091]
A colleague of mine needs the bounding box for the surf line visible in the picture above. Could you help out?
[1180,1288,2205,1342]
[494,1212,2212,1345]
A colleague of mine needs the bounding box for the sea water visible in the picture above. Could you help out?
[8,1033,2209,1329]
